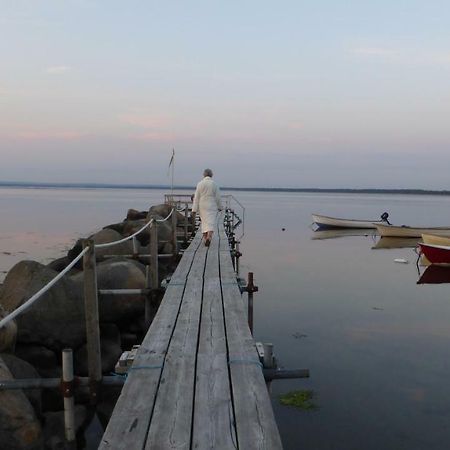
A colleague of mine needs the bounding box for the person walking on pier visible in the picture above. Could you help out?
[192,168,223,246]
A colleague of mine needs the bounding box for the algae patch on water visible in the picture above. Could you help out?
[279,390,317,410]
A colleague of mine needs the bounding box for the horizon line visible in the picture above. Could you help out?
[1,181,450,196]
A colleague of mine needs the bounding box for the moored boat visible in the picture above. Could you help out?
[371,237,419,249]
[417,266,450,284]
[376,224,450,238]
[418,243,450,266]
[312,213,389,230]
[421,233,450,246]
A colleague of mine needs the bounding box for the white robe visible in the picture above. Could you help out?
[192,176,223,233]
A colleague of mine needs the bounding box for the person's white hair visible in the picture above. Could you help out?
[203,168,213,177]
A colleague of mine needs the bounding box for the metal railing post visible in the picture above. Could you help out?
[82,239,102,404]
[244,272,258,336]
[145,221,159,328]
[62,349,76,446]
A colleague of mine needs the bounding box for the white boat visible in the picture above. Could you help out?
[312,213,389,230]
[375,224,450,238]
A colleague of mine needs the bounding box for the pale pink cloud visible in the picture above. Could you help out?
[118,113,170,129]
[45,65,71,74]
[351,47,396,57]
[4,130,86,140]
[131,131,175,142]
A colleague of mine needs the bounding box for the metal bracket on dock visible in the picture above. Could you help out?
[256,342,310,382]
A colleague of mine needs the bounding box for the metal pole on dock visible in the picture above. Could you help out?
[62,349,76,447]
[245,272,258,335]
[82,239,102,404]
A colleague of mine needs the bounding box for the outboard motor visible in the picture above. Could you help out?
[380,212,391,224]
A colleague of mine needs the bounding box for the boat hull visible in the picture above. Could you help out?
[312,214,385,229]
[421,233,450,246]
[419,243,450,266]
[376,224,450,238]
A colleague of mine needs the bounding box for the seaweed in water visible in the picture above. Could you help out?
[279,390,317,410]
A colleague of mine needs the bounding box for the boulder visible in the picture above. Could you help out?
[145,213,172,251]
[15,345,61,379]
[0,356,43,450]
[74,337,122,376]
[122,219,150,246]
[149,204,185,223]
[1,353,42,419]
[71,258,146,323]
[126,209,147,221]
[103,221,126,235]
[0,303,17,353]
[90,229,134,260]
[0,261,85,350]
[67,229,135,268]
[46,256,71,274]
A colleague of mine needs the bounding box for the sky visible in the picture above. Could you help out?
[1,0,450,189]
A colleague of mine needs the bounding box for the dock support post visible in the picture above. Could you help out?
[145,265,152,329]
[146,221,159,328]
[244,272,258,335]
[62,349,76,446]
[132,237,139,258]
[82,239,102,405]
[184,202,189,243]
[171,207,178,258]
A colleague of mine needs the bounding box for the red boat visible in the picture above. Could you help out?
[418,243,450,266]
[417,266,450,284]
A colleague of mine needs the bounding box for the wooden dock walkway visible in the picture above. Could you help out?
[100,214,283,449]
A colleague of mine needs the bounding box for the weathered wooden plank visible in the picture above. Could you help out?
[144,240,208,449]
[218,227,283,450]
[192,226,237,449]
[99,233,203,449]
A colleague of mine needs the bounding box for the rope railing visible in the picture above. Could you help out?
[0,247,89,329]
[95,207,175,249]
[0,207,178,329]
[95,219,154,249]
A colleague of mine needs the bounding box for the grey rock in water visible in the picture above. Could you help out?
[0,303,17,353]
[103,221,126,235]
[45,256,71,274]
[15,344,61,379]
[149,203,185,223]
[67,228,135,267]
[1,353,42,419]
[71,258,146,323]
[74,337,122,376]
[145,213,173,251]
[0,355,43,450]
[74,323,122,376]
[122,219,150,246]
[0,261,85,351]
[126,208,147,221]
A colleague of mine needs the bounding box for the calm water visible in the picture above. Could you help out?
[2,187,450,450]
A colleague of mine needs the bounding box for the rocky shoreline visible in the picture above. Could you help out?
[0,203,190,449]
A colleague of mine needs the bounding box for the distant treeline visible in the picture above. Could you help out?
[0,181,449,196]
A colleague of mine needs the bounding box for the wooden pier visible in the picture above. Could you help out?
[100,214,283,449]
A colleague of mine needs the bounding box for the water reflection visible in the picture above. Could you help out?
[311,229,375,240]
[417,266,450,284]
[372,237,420,249]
